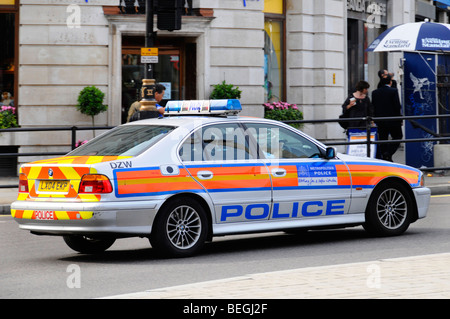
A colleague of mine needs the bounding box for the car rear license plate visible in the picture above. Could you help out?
[38,180,70,193]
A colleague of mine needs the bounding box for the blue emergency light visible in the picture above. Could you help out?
[165,99,242,115]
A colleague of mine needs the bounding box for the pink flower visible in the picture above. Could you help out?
[263,101,300,111]
[75,140,88,148]
[1,105,16,114]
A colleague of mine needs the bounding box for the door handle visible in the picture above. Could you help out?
[271,168,287,177]
[197,170,213,180]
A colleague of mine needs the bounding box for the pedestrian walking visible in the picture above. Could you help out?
[341,81,373,131]
[377,69,397,89]
[371,75,403,162]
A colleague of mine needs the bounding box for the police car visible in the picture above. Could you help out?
[11,100,431,257]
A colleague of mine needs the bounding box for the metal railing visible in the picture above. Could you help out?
[0,126,113,188]
[1,115,450,188]
[285,114,450,172]
[0,126,114,158]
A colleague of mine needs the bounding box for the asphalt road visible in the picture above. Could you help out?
[1,195,450,299]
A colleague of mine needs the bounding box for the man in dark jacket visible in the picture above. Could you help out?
[372,75,403,161]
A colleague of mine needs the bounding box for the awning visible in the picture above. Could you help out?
[436,0,450,10]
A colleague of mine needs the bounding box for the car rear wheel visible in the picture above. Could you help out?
[63,235,116,254]
[363,181,413,236]
[150,197,208,258]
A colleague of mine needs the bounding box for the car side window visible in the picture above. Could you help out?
[179,123,256,161]
[244,123,322,159]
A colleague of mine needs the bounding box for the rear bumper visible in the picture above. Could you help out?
[412,187,431,219]
[11,200,160,237]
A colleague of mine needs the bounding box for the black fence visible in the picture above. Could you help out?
[0,126,113,188]
[288,114,450,164]
[1,114,450,188]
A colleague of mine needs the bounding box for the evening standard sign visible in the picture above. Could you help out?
[383,39,411,50]
[421,38,450,49]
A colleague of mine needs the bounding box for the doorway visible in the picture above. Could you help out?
[347,19,387,94]
[121,36,197,124]
[0,11,17,108]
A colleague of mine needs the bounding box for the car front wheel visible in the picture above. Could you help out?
[150,197,208,258]
[363,181,413,236]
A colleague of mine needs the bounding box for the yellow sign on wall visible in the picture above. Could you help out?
[264,0,283,14]
[0,0,15,5]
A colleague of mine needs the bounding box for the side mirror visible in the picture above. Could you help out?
[325,147,336,159]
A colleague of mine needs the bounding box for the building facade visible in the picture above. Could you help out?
[1,0,450,173]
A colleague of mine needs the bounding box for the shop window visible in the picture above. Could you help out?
[122,36,186,124]
[264,20,284,102]
[347,0,388,94]
[264,0,285,102]
[347,19,387,94]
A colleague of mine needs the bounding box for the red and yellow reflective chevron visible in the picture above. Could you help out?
[12,156,131,220]
[30,155,131,165]
[11,210,93,220]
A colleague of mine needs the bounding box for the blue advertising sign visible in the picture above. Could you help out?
[403,52,437,168]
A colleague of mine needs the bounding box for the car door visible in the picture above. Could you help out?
[244,122,351,221]
[179,122,272,224]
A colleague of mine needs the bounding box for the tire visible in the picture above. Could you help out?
[150,197,208,258]
[63,235,115,254]
[363,181,413,236]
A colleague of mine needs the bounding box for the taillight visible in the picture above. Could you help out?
[79,174,113,194]
[18,173,29,193]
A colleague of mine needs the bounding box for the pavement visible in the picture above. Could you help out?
[105,253,450,299]
[2,157,450,299]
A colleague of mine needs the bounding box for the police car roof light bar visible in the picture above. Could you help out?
[164,99,242,116]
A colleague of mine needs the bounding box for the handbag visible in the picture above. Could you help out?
[338,112,349,129]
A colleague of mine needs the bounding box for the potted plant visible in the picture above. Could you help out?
[76,86,108,137]
[210,81,242,99]
[0,105,18,129]
[0,106,18,156]
[263,101,303,128]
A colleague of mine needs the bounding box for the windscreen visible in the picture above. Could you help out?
[69,125,176,156]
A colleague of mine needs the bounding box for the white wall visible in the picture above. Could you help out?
[286,0,346,141]
[200,0,265,117]
[17,0,118,164]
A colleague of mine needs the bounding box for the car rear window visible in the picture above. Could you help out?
[69,125,176,156]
